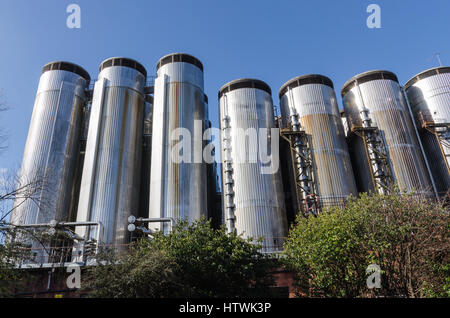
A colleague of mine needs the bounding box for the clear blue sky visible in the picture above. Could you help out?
[0,0,449,172]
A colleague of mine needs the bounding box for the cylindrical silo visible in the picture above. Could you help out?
[342,70,434,196]
[149,53,207,233]
[10,61,89,263]
[279,74,357,212]
[10,61,90,227]
[76,57,146,248]
[219,78,287,253]
[404,67,450,196]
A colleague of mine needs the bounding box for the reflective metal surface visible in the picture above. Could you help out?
[219,79,287,253]
[67,102,91,223]
[340,110,349,137]
[279,75,357,209]
[405,67,450,195]
[76,58,146,247]
[11,63,89,227]
[138,96,153,218]
[149,53,207,233]
[342,70,433,195]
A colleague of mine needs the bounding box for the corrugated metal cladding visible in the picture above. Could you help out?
[76,57,146,247]
[405,67,450,195]
[279,75,358,209]
[342,70,434,195]
[149,53,208,233]
[219,79,287,253]
[10,62,89,227]
[10,62,89,263]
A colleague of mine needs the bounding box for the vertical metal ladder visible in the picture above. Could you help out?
[279,114,320,217]
[350,110,394,194]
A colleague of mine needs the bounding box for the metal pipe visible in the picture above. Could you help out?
[136,226,157,236]
[14,221,101,228]
[46,270,52,291]
[287,87,311,200]
[133,217,176,233]
[14,220,103,254]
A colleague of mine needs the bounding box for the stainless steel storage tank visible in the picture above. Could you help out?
[342,70,434,195]
[279,74,357,211]
[149,53,207,233]
[404,67,450,196]
[76,57,146,247]
[219,78,287,253]
[10,61,90,227]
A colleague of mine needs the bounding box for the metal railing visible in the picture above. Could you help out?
[13,243,128,268]
[127,216,175,236]
[11,236,292,267]
[417,111,449,128]
[10,190,449,268]
[10,221,103,268]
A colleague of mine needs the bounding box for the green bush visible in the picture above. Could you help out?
[283,192,449,298]
[84,219,276,298]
